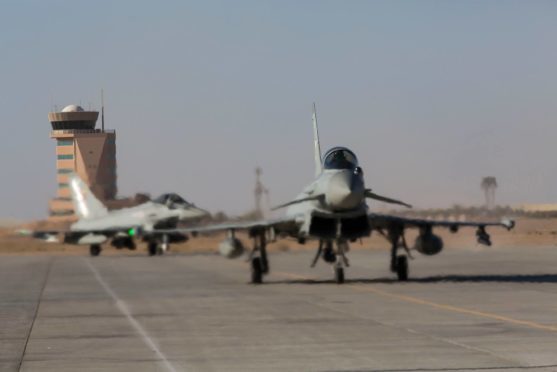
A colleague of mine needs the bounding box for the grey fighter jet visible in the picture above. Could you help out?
[26,175,209,256]
[161,106,514,284]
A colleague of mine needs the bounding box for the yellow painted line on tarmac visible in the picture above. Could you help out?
[274,270,557,333]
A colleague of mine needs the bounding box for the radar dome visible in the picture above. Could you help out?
[61,105,85,113]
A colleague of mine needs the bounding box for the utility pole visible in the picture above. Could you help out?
[254,167,270,218]
[481,177,498,210]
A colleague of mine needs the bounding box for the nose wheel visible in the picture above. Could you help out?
[148,242,166,256]
[334,265,345,284]
[251,257,263,284]
[395,255,408,281]
[148,242,157,256]
[148,235,169,256]
[311,239,350,284]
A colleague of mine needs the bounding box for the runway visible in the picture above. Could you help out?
[2,246,557,372]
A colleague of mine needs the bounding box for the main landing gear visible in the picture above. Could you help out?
[249,232,269,284]
[388,227,411,281]
[311,239,350,284]
[89,244,101,256]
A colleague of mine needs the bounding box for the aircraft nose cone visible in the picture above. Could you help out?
[326,171,364,210]
[192,207,210,218]
[179,206,209,220]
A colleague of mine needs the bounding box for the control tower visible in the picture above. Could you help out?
[48,104,117,221]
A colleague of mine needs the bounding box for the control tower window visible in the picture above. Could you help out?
[323,149,358,170]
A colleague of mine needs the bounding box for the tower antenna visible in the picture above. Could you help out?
[101,89,105,132]
[254,166,269,218]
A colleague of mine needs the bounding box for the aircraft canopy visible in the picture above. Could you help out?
[153,193,192,209]
[323,147,359,170]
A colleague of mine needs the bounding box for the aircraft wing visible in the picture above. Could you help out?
[17,229,66,242]
[154,215,301,236]
[18,227,139,244]
[368,213,515,231]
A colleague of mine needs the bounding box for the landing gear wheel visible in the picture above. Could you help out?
[323,249,337,263]
[251,257,263,284]
[396,255,408,281]
[261,257,269,274]
[157,245,164,255]
[335,266,345,284]
[90,244,101,257]
[148,242,157,256]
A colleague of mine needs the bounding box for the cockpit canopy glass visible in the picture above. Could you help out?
[323,148,359,170]
[153,193,192,209]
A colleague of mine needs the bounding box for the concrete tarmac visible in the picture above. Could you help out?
[2,246,557,372]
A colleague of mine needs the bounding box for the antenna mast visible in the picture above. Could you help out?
[101,89,105,132]
[254,167,269,218]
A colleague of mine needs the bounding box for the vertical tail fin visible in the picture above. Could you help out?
[69,174,108,219]
[312,103,323,177]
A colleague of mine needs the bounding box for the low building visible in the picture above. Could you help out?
[515,204,557,213]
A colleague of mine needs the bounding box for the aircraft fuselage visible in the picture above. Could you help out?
[285,149,371,240]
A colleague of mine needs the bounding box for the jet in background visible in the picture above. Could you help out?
[24,175,208,256]
[160,105,514,284]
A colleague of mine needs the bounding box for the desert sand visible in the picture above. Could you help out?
[2,217,557,256]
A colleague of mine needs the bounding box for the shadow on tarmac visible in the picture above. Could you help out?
[326,363,557,371]
[268,273,557,285]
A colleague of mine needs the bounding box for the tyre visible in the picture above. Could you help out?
[148,242,157,256]
[90,245,101,257]
[322,247,336,263]
[261,257,269,274]
[335,266,345,284]
[396,255,408,281]
[251,257,263,284]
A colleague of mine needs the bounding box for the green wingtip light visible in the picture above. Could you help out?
[128,228,136,237]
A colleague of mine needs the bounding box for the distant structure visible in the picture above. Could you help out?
[515,204,557,213]
[481,176,497,210]
[48,104,117,221]
[254,167,270,218]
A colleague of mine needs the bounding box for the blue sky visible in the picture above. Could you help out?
[1,1,557,219]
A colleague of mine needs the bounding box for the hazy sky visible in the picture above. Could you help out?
[1,0,557,219]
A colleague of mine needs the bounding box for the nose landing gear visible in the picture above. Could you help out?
[388,226,410,281]
[394,255,408,281]
[251,257,264,284]
[310,239,350,284]
[147,234,170,256]
[334,264,345,284]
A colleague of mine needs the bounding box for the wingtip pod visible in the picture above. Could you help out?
[16,229,60,243]
[16,229,32,237]
[501,218,515,230]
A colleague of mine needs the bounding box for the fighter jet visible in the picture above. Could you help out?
[26,175,209,256]
[159,105,514,284]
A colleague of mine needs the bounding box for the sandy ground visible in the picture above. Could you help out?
[2,217,557,256]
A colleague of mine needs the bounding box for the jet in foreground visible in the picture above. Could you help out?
[26,175,208,256]
[161,106,515,283]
